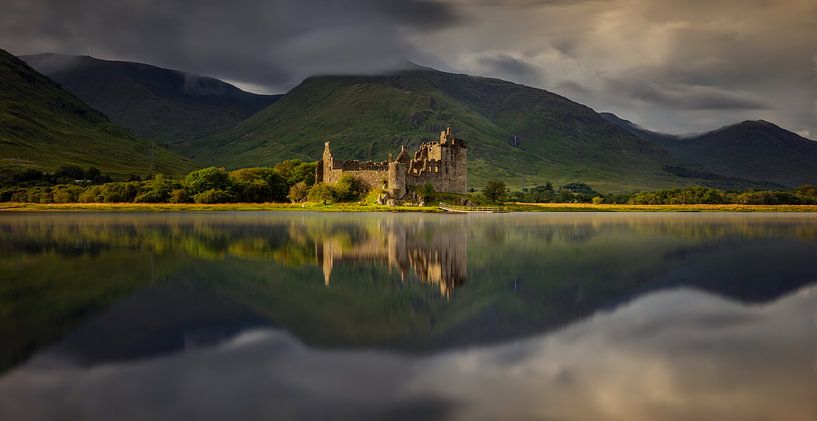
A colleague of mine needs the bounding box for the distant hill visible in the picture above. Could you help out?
[603,113,817,187]
[22,53,280,146]
[0,49,191,176]
[599,112,681,147]
[192,67,760,191]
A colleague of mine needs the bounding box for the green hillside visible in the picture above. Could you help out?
[22,53,280,146]
[602,114,817,188]
[657,121,817,188]
[0,49,191,177]
[192,68,717,191]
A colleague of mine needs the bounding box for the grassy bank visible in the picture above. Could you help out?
[4,202,817,213]
[0,202,440,212]
[512,203,817,212]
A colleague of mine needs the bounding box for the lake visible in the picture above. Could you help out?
[1,212,816,420]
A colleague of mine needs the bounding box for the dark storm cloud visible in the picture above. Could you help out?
[427,0,817,134]
[1,0,461,92]
[2,0,815,134]
[475,53,542,85]
[606,77,770,111]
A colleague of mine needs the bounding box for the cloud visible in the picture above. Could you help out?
[606,77,770,110]
[1,0,815,134]
[466,52,544,86]
[1,287,816,420]
[425,0,817,134]
[1,0,461,92]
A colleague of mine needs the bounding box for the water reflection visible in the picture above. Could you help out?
[1,212,817,420]
[318,218,467,296]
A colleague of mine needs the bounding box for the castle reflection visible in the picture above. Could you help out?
[315,219,467,297]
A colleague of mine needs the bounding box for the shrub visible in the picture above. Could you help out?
[288,181,310,203]
[794,185,817,197]
[135,174,174,203]
[629,192,661,205]
[10,190,29,202]
[169,188,190,203]
[483,180,507,203]
[307,183,337,204]
[52,185,83,203]
[193,188,235,204]
[417,183,436,202]
[99,182,140,203]
[735,191,809,205]
[275,160,318,186]
[185,167,230,195]
[229,167,288,202]
[592,196,605,205]
[334,175,368,202]
[78,185,103,202]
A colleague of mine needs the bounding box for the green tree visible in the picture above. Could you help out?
[229,167,288,202]
[288,181,310,203]
[334,175,368,202]
[185,167,230,195]
[135,174,174,203]
[483,180,507,203]
[275,160,318,186]
[193,188,235,204]
[417,183,436,202]
[307,183,337,204]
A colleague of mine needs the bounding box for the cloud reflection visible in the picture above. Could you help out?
[0,287,815,420]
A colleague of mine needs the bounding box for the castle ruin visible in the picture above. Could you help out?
[317,128,467,200]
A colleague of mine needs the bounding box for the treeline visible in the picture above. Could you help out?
[501,183,817,205]
[1,166,113,186]
[5,164,817,206]
[0,160,330,204]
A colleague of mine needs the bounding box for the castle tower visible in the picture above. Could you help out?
[318,141,334,184]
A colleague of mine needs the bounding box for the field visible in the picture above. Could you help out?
[4,202,817,213]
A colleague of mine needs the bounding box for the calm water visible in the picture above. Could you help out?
[1,212,816,420]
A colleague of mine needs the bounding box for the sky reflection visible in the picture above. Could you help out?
[0,287,815,421]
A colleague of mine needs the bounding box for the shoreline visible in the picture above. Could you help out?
[3,202,817,213]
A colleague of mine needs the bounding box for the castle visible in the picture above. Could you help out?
[317,128,467,200]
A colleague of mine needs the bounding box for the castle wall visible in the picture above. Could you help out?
[404,142,467,194]
[318,128,467,198]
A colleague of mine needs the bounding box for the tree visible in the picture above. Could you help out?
[334,175,367,202]
[229,167,288,202]
[417,183,435,202]
[135,174,174,203]
[193,188,235,204]
[483,180,507,203]
[185,167,230,195]
[275,160,318,186]
[794,185,817,197]
[288,181,310,203]
[307,183,337,204]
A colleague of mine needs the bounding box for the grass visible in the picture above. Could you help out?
[4,201,817,212]
[0,49,192,177]
[511,203,817,212]
[0,202,441,212]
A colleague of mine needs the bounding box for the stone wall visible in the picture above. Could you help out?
[318,128,467,198]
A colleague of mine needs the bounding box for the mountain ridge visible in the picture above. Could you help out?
[191,68,717,191]
[603,113,817,187]
[22,53,281,146]
[0,49,191,176]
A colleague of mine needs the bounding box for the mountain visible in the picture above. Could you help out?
[0,49,191,176]
[599,112,681,147]
[191,67,754,191]
[603,113,817,188]
[667,121,817,187]
[22,53,280,146]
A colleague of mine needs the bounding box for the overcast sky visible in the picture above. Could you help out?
[2,0,816,136]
